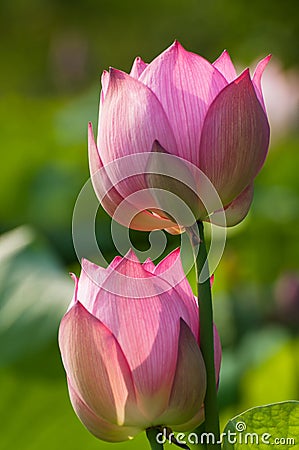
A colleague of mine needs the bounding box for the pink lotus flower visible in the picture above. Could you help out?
[59,249,221,442]
[89,41,270,231]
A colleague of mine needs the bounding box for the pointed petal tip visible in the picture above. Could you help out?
[129,56,148,78]
[167,247,181,261]
[252,55,272,112]
[87,121,96,144]
[219,49,229,57]
[253,54,272,80]
[69,272,77,282]
[108,67,121,83]
[154,246,181,274]
[109,67,125,79]
[212,49,237,83]
[262,54,272,64]
[150,139,169,154]
[88,121,94,136]
[124,248,140,263]
[234,67,251,84]
[101,69,109,81]
[70,272,78,297]
[111,248,157,281]
[88,124,102,174]
[81,257,93,271]
[169,39,184,53]
[179,316,187,327]
[143,257,153,265]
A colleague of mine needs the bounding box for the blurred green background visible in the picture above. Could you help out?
[1,0,299,449]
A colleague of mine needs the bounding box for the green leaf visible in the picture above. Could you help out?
[0,226,73,366]
[222,401,299,449]
[0,342,149,450]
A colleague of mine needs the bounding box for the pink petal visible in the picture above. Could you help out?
[59,302,139,426]
[213,50,237,83]
[154,248,199,339]
[88,122,123,218]
[145,140,204,225]
[142,258,156,273]
[208,184,254,227]
[77,258,108,313]
[130,56,148,79]
[98,68,178,164]
[199,69,270,205]
[129,210,177,231]
[252,55,272,111]
[157,319,206,427]
[108,254,123,269]
[66,273,79,311]
[68,380,141,442]
[100,70,110,102]
[139,41,228,165]
[97,68,180,214]
[88,123,177,231]
[92,253,194,419]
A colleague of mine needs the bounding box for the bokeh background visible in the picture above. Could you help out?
[1,0,299,449]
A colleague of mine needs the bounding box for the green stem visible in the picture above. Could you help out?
[146,427,164,450]
[190,221,221,449]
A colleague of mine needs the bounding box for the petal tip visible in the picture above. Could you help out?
[88,121,94,136]
[70,272,79,304]
[109,67,124,78]
[235,68,251,84]
[124,248,140,263]
[170,39,184,53]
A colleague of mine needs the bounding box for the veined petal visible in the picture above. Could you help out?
[208,184,254,227]
[68,380,141,442]
[98,68,178,164]
[100,70,110,102]
[157,319,206,427]
[66,273,79,312]
[199,70,270,205]
[130,56,148,79]
[140,41,228,165]
[88,122,123,217]
[154,248,199,339]
[97,69,179,211]
[142,258,156,273]
[89,123,176,231]
[252,55,272,111]
[77,259,105,313]
[213,50,237,83]
[59,302,140,427]
[92,253,193,420]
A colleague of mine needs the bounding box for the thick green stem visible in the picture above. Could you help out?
[190,221,221,449]
[146,427,164,450]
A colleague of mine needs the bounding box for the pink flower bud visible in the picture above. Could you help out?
[89,41,270,230]
[58,249,221,442]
